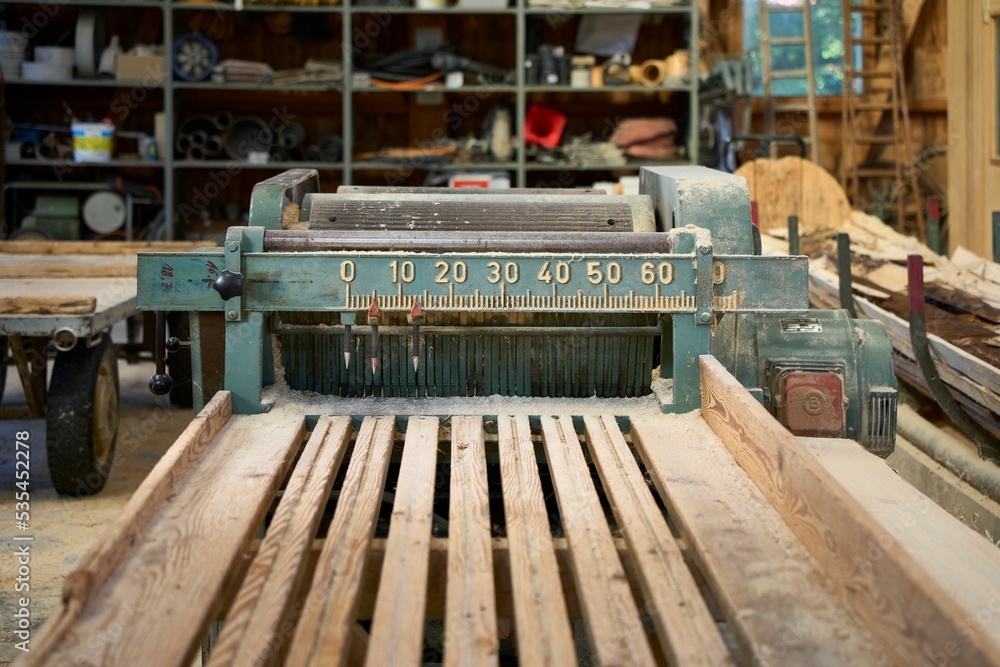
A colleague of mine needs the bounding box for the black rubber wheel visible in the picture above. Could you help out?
[47,334,119,496]
[167,312,193,408]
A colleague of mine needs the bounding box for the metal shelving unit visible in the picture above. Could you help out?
[4,0,699,238]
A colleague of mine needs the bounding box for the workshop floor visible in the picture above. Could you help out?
[0,357,192,662]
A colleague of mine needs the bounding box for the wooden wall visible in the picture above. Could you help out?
[948,0,1000,258]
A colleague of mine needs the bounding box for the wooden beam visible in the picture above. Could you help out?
[443,417,498,667]
[540,415,655,664]
[699,355,1000,666]
[0,296,96,314]
[364,417,440,667]
[0,240,213,254]
[28,405,306,667]
[209,416,353,667]
[583,415,732,667]
[287,416,396,666]
[0,257,136,279]
[57,392,232,610]
[496,416,576,666]
[631,413,887,665]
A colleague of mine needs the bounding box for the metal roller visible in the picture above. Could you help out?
[264,230,673,254]
[299,192,654,232]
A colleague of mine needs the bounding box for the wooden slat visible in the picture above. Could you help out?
[30,391,233,663]
[497,416,576,666]
[539,415,654,665]
[29,409,306,667]
[287,416,396,666]
[364,416,440,667]
[0,295,96,314]
[443,417,498,667]
[209,416,353,667]
[631,413,889,665]
[699,355,1000,666]
[0,240,212,254]
[582,415,732,667]
[0,255,137,278]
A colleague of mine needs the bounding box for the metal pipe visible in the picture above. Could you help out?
[897,403,1000,504]
[264,231,674,254]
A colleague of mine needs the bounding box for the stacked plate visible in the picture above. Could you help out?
[23,61,73,82]
[0,30,28,80]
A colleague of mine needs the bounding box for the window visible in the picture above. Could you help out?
[742,0,859,97]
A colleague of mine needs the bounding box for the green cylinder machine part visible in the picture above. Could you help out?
[754,309,898,456]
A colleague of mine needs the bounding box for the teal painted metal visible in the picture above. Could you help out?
[224,310,269,414]
[137,252,808,313]
[136,167,897,455]
[640,166,753,254]
[755,310,897,455]
[248,169,320,231]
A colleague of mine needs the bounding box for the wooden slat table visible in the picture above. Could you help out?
[19,361,1000,667]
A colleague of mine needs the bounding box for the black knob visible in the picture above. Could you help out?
[165,336,182,353]
[212,270,245,301]
[149,373,173,396]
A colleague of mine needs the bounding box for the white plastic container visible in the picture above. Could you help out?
[71,121,115,162]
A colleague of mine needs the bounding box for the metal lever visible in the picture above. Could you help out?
[907,254,1000,462]
[212,269,245,301]
[148,311,173,396]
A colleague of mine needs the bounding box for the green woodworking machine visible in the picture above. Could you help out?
[137,167,897,454]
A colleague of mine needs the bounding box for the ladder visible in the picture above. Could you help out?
[758,0,820,163]
[840,0,925,240]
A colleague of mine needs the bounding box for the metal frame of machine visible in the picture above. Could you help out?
[138,166,897,454]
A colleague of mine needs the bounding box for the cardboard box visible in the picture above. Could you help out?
[116,54,165,84]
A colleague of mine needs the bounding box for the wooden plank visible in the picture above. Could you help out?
[631,413,889,666]
[0,240,213,254]
[364,416,440,667]
[31,390,233,663]
[539,415,654,665]
[443,417,498,667]
[209,415,353,667]
[0,255,137,278]
[810,264,1000,396]
[699,354,1000,666]
[808,433,1000,661]
[496,416,576,667]
[582,415,732,667]
[287,416,396,666]
[29,409,306,667]
[0,295,96,314]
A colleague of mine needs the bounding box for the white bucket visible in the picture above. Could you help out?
[72,121,115,161]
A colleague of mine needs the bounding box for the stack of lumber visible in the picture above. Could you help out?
[760,211,1000,441]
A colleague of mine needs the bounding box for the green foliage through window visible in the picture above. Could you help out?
[743,0,860,97]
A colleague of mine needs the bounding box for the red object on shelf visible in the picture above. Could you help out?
[524,104,567,149]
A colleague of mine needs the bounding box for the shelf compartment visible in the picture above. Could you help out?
[8,158,165,168]
[175,82,343,91]
[5,78,166,88]
[352,160,518,171]
[174,160,344,170]
[174,2,344,11]
[524,84,692,93]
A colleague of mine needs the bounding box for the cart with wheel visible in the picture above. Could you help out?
[0,242,203,495]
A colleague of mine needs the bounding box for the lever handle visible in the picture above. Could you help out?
[149,311,173,396]
[212,270,245,301]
